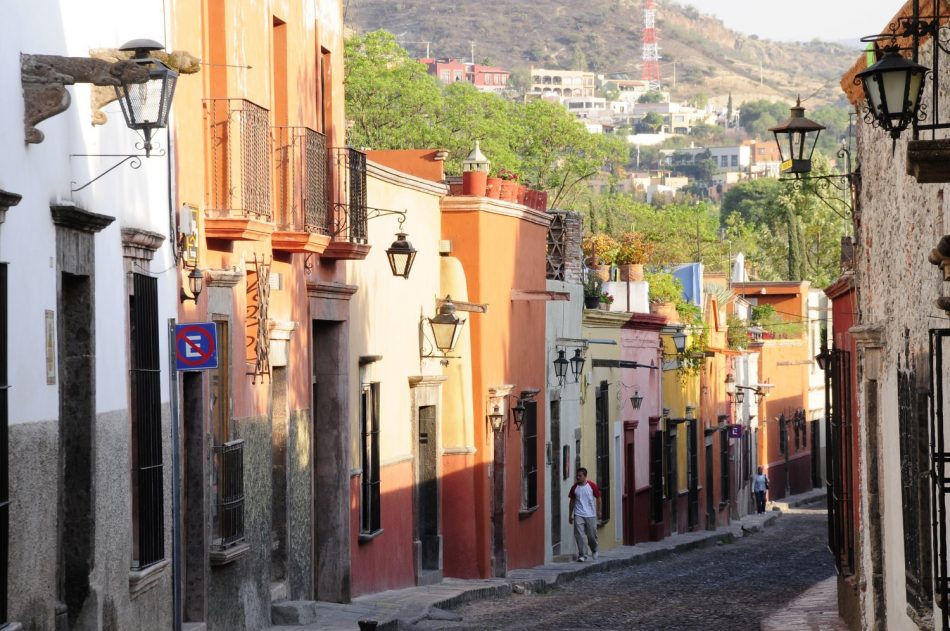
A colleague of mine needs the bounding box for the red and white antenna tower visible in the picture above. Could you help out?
[641,0,661,90]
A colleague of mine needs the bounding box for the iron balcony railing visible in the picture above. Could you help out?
[273,126,330,234]
[212,439,245,549]
[205,99,272,222]
[330,147,368,243]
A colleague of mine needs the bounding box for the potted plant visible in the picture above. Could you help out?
[615,231,654,281]
[645,271,682,321]
[581,233,619,281]
[498,168,519,202]
[598,292,615,310]
[583,271,603,309]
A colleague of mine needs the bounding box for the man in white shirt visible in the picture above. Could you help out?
[568,467,602,562]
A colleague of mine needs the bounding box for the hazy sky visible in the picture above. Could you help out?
[679,1,904,43]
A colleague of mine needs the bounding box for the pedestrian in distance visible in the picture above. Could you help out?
[752,466,769,514]
[568,467,602,562]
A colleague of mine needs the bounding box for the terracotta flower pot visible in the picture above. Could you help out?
[536,191,548,211]
[486,177,502,199]
[516,184,528,205]
[499,180,517,201]
[525,189,537,209]
[619,263,644,282]
[462,170,488,196]
[594,264,611,282]
[650,301,677,322]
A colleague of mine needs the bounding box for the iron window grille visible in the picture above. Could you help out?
[361,383,381,534]
[205,98,272,222]
[129,273,164,568]
[522,401,539,511]
[0,263,8,625]
[779,414,787,455]
[596,382,610,522]
[687,419,699,530]
[330,147,368,244]
[898,365,932,617]
[650,431,664,523]
[720,427,730,503]
[273,126,329,234]
[212,439,245,549]
[545,213,567,281]
[826,349,855,576]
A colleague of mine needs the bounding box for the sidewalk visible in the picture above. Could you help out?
[270,498,806,631]
[760,576,848,631]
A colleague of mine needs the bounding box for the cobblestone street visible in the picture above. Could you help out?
[418,506,834,630]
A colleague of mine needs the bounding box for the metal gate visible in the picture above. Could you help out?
[825,348,854,576]
[930,329,950,630]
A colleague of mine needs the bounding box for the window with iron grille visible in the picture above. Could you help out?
[0,263,8,624]
[595,382,610,522]
[650,431,663,523]
[522,401,538,510]
[720,428,730,503]
[129,273,164,568]
[210,320,245,550]
[898,367,932,616]
[361,383,381,534]
[779,415,787,455]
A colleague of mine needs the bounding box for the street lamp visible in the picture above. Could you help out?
[114,39,179,157]
[672,329,687,353]
[856,46,928,140]
[770,98,826,176]
[428,297,464,355]
[511,399,526,431]
[385,229,417,279]
[570,349,585,383]
[553,349,569,385]
[487,403,505,433]
[735,389,745,405]
[630,390,643,410]
[724,372,736,396]
[180,267,204,304]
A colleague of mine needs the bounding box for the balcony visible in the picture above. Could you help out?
[204,99,274,241]
[322,147,371,261]
[271,126,332,254]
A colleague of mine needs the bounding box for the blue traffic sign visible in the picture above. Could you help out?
[175,322,218,371]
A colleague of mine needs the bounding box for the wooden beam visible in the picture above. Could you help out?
[510,289,570,301]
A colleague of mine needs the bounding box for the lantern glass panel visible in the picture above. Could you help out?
[570,349,585,382]
[431,319,461,353]
[553,350,568,381]
[116,67,177,130]
[386,249,416,278]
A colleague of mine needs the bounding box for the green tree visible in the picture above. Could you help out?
[638,91,666,104]
[344,30,443,149]
[738,99,790,138]
[637,112,665,133]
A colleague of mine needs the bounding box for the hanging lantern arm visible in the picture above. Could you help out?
[69,148,166,193]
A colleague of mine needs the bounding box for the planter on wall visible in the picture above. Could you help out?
[499,180,517,201]
[594,264,611,282]
[486,177,502,199]
[584,296,600,309]
[907,139,950,183]
[649,301,676,321]
[462,170,488,196]
[618,263,644,282]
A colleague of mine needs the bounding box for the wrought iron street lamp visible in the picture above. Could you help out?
[725,373,736,396]
[856,47,928,140]
[672,329,687,353]
[114,39,179,157]
[553,349,569,385]
[735,389,745,405]
[428,296,464,355]
[488,404,505,433]
[770,98,826,175]
[385,227,417,279]
[180,267,204,304]
[511,399,526,431]
[570,349,585,383]
[630,391,643,410]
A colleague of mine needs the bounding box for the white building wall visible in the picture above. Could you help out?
[544,279,583,562]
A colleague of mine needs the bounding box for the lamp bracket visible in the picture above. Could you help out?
[21,53,149,144]
[331,205,407,239]
[437,297,488,314]
[779,145,856,218]
[69,147,166,192]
